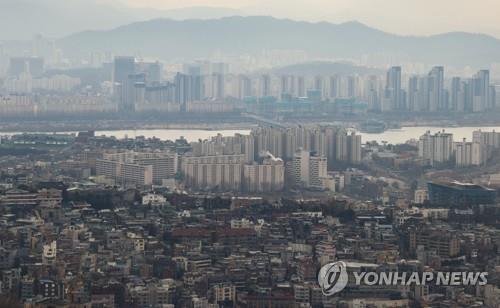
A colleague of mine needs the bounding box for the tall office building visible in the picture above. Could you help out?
[238,75,252,99]
[113,56,135,88]
[174,73,192,106]
[407,76,419,112]
[289,75,296,97]
[346,76,356,98]
[384,66,403,111]
[417,77,430,112]
[472,70,494,112]
[126,73,146,111]
[134,82,178,112]
[314,76,324,100]
[183,65,203,101]
[329,75,340,99]
[211,62,228,75]
[297,76,305,97]
[136,61,162,84]
[280,75,290,97]
[363,75,379,110]
[450,77,466,112]
[212,73,225,100]
[32,34,57,66]
[260,74,271,98]
[113,56,136,110]
[428,66,445,111]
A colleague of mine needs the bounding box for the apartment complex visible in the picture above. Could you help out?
[418,131,453,166]
[96,151,178,187]
[182,154,245,191]
[243,152,285,192]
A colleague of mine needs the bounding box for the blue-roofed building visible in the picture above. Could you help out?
[427,180,497,207]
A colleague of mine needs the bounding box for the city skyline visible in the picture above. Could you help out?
[2,2,500,307]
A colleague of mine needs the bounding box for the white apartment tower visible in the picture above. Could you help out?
[418,131,453,166]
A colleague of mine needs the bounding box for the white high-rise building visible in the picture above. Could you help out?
[96,156,154,187]
[455,139,485,167]
[472,129,500,162]
[181,154,245,191]
[309,155,328,189]
[335,130,362,164]
[473,130,500,148]
[96,151,177,186]
[292,149,310,187]
[418,131,453,166]
[291,149,332,190]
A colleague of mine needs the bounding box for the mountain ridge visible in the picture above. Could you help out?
[58,16,500,67]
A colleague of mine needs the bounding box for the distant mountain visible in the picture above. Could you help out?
[0,0,242,40]
[150,6,243,20]
[59,16,500,67]
[273,61,383,76]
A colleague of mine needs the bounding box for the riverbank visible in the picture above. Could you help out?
[0,119,258,133]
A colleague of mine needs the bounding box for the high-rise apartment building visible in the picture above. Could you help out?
[309,155,328,189]
[96,151,177,187]
[455,139,485,167]
[291,149,332,190]
[96,159,153,187]
[292,149,311,188]
[182,154,245,191]
[418,131,453,166]
[243,152,285,192]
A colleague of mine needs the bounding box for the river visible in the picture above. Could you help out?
[357,126,500,144]
[2,126,500,144]
[0,129,251,143]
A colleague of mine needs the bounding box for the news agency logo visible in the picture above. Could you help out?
[318,261,489,296]
[317,261,349,296]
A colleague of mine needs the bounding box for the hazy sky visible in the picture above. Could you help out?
[121,0,500,38]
